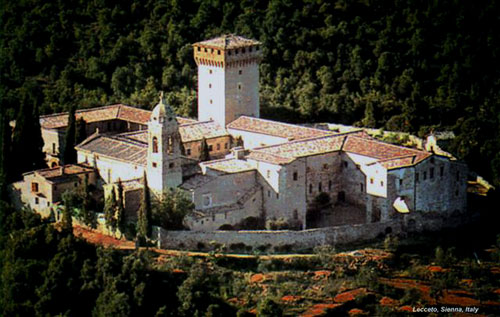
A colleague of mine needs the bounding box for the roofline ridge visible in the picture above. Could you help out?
[76,130,101,148]
[40,104,121,119]
[348,134,427,154]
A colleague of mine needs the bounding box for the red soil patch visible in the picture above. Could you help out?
[348,308,367,316]
[281,295,302,302]
[334,288,367,303]
[313,270,331,280]
[301,303,342,317]
[73,226,134,249]
[399,305,413,312]
[250,273,265,283]
[379,296,399,307]
[428,265,448,272]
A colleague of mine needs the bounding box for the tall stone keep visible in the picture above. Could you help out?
[193,34,262,127]
[147,93,183,193]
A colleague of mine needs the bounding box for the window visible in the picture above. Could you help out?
[370,178,374,184]
[216,143,220,150]
[168,137,173,154]
[416,173,419,182]
[440,166,444,177]
[276,193,279,199]
[74,182,78,187]
[235,49,239,54]
[338,191,345,202]
[242,48,246,53]
[224,143,228,149]
[210,99,213,104]
[343,161,348,168]
[423,172,427,180]
[266,170,270,178]
[267,190,270,197]
[209,83,212,88]
[47,202,50,206]
[217,50,220,55]
[380,181,384,187]
[293,172,298,181]
[202,194,212,208]
[35,197,39,204]
[239,70,242,75]
[209,69,212,74]
[208,145,213,151]
[228,50,232,56]
[430,168,434,179]
[329,180,332,191]
[309,184,313,194]
[152,137,158,153]
[399,179,403,186]
[360,183,364,192]
[318,182,322,192]
[256,46,260,51]
[31,182,39,192]
[204,48,207,52]
[52,143,56,154]
[249,47,253,52]
[152,162,157,168]
[197,47,200,51]
[238,84,242,90]
[169,163,174,168]
[187,149,191,156]
[323,164,329,170]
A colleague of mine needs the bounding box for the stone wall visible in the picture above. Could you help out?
[153,220,402,251]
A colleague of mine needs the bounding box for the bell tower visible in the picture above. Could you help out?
[146,92,182,193]
[193,34,262,127]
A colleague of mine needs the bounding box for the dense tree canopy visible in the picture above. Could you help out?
[1,1,499,185]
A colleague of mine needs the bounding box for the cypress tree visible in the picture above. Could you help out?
[61,191,74,234]
[63,106,77,164]
[0,110,11,200]
[116,178,125,233]
[104,188,117,229]
[75,117,87,145]
[137,172,152,241]
[12,90,46,179]
[199,137,210,162]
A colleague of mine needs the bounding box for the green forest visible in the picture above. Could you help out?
[1,0,500,315]
[1,0,500,186]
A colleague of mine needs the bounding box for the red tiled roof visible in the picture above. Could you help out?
[343,136,431,165]
[40,104,196,129]
[118,120,229,144]
[227,116,333,140]
[76,134,147,166]
[36,164,94,179]
[193,34,260,49]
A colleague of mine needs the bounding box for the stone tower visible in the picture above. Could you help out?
[193,34,262,127]
[146,93,183,193]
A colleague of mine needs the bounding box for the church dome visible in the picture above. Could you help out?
[151,92,176,122]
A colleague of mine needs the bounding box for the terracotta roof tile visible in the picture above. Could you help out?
[202,158,255,173]
[343,136,430,164]
[193,34,260,49]
[40,104,196,129]
[227,116,333,140]
[76,135,147,166]
[34,164,94,184]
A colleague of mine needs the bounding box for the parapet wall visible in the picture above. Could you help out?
[153,220,403,251]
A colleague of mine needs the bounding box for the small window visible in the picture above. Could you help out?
[440,166,444,177]
[323,164,329,169]
[423,172,427,180]
[208,145,213,151]
[54,185,57,190]
[267,190,270,197]
[204,48,207,52]
[238,84,242,90]
[235,49,239,54]
[211,48,214,53]
[224,143,228,149]
[370,178,374,184]
[35,197,39,204]
[169,163,174,168]
[47,201,50,206]
[318,182,322,192]
[430,168,434,179]
[152,136,158,153]
[309,184,313,194]
[380,181,384,187]
[343,161,348,168]
[31,182,39,192]
[52,143,56,154]
[228,50,232,56]
[202,194,212,208]
[197,47,200,51]
[360,183,364,192]
[209,69,212,74]
[276,193,279,199]
[242,48,246,53]
[416,173,419,182]
[74,182,78,187]
[209,83,212,88]
[266,170,270,178]
[249,47,253,52]
[216,143,220,150]
[399,179,403,186]
[329,180,332,191]
[239,70,242,75]
[293,172,298,181]
[256,46,260,51]
[217,50,220,55]
[152,162,157,168]
[187,149,191,156]
[210,99,213,104]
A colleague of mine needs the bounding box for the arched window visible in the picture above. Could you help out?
[152,137,158,153]
[168,137,173,154]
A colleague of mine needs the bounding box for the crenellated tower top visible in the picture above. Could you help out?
[193,34,262,69]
